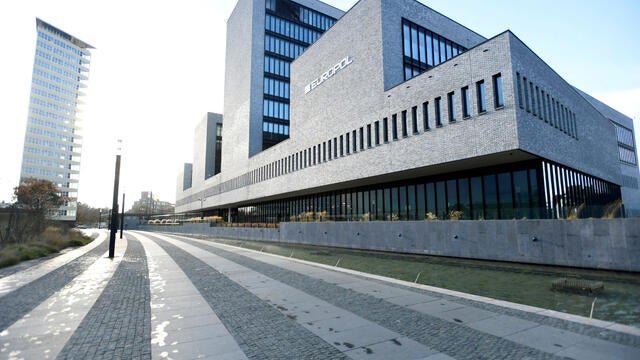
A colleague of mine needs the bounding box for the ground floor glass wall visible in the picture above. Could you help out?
[235,160,621,223]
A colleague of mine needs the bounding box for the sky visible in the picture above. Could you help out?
[0,0,638,209]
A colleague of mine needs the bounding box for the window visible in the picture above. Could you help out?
[411,106,418,133]
[523,76,529,111]
[423,102,430,130]
[359,127,364,150]
[328,139,332,160]
[383,117,389,142]
[374,121,380,145]
[448,91,456,122]
[435,97,442,126]
[516,72,523,108]
[401,110,408,137]
[367,124,372,148]
[340,135,344,156]
[392,114,398,140]
[493,73,504,108]
[461,87,471,118]
[352,130,357,152]
[345,135,350,155]
[530,82,536,115]
[476,80,486,113]
[334,137,338,158]
[402,18,467,80]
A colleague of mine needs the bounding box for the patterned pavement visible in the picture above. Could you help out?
[0,230,637,359]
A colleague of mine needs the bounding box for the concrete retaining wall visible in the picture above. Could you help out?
[141,219,640,272]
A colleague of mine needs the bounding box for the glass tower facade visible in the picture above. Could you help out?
[19,19,93,221]
[262,0,337,150]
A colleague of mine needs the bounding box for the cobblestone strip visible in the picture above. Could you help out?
[146,234,347,360]
[0,236,126,359]
[169,235,563,360]
[0,232,107,297]
[0,237,110,331]
[56,236,151,360]
[131,232,248,360]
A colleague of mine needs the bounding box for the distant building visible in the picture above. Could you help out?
[19,18,93,222]
[177,0,640,221]
[131,191,174,215]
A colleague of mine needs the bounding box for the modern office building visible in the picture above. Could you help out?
[179,113,223,194]
[177,0,640,222]
[19,19,93,222]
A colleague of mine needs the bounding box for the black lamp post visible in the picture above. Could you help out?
[119,193,125,239]
[109,140,122,258]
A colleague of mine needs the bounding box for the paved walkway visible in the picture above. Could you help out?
[0,230,638,359]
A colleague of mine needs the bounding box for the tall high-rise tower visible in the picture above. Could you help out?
[19,18,93,221]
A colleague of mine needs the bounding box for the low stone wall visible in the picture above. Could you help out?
[140,219,640,272]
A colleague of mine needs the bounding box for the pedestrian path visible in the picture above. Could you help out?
[0,230,637,360]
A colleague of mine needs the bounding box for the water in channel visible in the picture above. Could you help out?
[210,237,640,328]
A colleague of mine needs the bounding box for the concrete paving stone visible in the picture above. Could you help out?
[434,305,498,324]
[386,292,438,307]
[468,314,540,337]
[159,323,234,343]
[408,298,466,315]
[505,324,593,354]
[323,324,401,351]
[344,336,439,360]
[340,282,411,299]
[163,313,224,331]
[419,352,456,360]
[302,313,375,335]
[556,336,640,360]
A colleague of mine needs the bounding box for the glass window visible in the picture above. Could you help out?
[352,130,357,152]
[392,114,398,140]
[416,184,425,220]
[398,186,408,220]
[435,97,442,126]
[359,127,364,150]
[448,92,456,122]
[426,33,433,66]
[383,117,389,142]
[470,176,484,220]
[411,25,418,61]
[423,102,430,131]
[476,80,486,113]
[391,187,399,220]
[498,172,513,219]
[401,110,408,137]
[513,170,530,219]
[483,175,498,219]
[412,106,418,133]
[458,178,470,218]
[418,30,426,64]
[384,187,391,220]
[426,182,436,216]
[374,121,380,145]
[447,179,458,213]
[433,36,440,65]
[403,23,411,57]
[436,181,446,219]
[345,134,350,154]
[367,124,372,148]
[493,73,504,108]
[461,86,471,118]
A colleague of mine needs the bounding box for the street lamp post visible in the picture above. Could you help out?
[109,140,122,258]
[198,197,206,220]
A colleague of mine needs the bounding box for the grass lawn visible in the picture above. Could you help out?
[0,227,93,268]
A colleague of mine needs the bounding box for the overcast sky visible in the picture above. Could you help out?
[1,0,638,209]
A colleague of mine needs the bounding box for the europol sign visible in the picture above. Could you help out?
[305,56,353,94]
